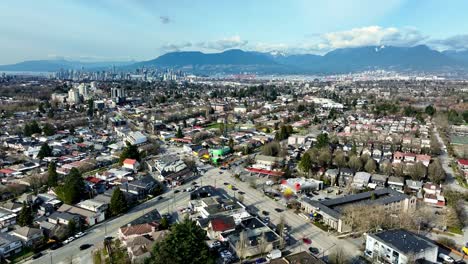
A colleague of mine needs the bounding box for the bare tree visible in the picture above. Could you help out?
[236,231,248,262]
[328,246,348,264]
[257,232,269,257]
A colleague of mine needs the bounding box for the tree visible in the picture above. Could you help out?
[428,159,446,184]
[119,142,141,165]
[176,127,183,138]
[328,246,348,264]
[348,155,362,171]
[160,217,169,230]
[408,162,426,181]
[110,188,128,216]
[381,160,393,176]
[55,168,85,204]
[261,141,281,157]
[236,231,248,262]
[333,151,347,169]
[48,162,58,187]
[148,217,215,264]
[42,123,56,136]
[364,159,377,173]
[394,163,405,177]
[228,137,234,150]
[425,105,436,116]
[299,152,312,175]
[23,120,42,136]
[18,202,34,227]
[37,143,52,159]
[430,135,442,155]
[257,232,269,257]
[316,133,329,149]
[68,219,77,236]
[317,148,331,167]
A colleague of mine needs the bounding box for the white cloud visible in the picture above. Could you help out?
[430,34,468,51]
[198,36,248,51]
[320,26,427,50]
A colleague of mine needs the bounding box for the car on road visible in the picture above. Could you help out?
[32,252,43,259]
[302,238,312,244]
[50,242,63,250]
[262,210,269,215]
[274,208,283,212]
[63,237,75,244]
[232,187,238,191]
[308,247,319,254]
[174,190,180,193]
[79,244,92,250]
[74,232,85,238]
[157,196,163,200]
[256,257,267,263]
[438,253,455,263]
[238,191,245,195]
[192,182,197,185]
[224,182,229,185]
[262,217,270,223]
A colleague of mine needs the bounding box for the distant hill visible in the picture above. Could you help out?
[0,59,135,72]
[128,45,466,74]
[4,45,468,74]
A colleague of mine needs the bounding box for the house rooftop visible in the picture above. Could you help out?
[370,229,436,254]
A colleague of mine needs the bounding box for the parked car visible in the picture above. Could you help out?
[75,232,85,238]
[50,242,63,250]
[32,252,43,259]
[439,253,455,263]
[308,247,319,254]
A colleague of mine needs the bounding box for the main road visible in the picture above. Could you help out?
[27,188,191,264]
[28,163,360,263]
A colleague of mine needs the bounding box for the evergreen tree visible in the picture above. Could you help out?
[42,123,56,136]
[299,152,312,173]
[119,142,141,165]
[48,162,58,187]
[68,219,77,236]
[56,168,85,204]
[316,133,329,149]
[176,127,183,138]
[37,143,52,159]
[425,105,436,116]
[110,188,128,216]
[18,202,34,227]
[148,217,215,264]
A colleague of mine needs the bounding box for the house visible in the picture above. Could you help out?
[0,209,17,232]
[122,175,158,199]
[119,223,159,241]
[57,204,105,226]
[11,226,44,247]
[365,229,438,263]
[388,176,405,192]
[282,251,326,264]
[126,131,147,145]
[48,211,80,225]
[207,216,236,240]
[324,169,339,185]
[416,154,431,167]
[252,155,283,171]
[352,172,371,188]
[338,168,354,187]
[405,180,423,192]
[0,201,23,214]
[122,158,140,171]
[369,174,388,188]
[0,232,22,257]
[77,199,108,214]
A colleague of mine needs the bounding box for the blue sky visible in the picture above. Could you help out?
[1,0,468,64]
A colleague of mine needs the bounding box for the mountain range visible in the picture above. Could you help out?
[2,45,468,74]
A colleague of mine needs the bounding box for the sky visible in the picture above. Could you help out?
[1,0,468,64]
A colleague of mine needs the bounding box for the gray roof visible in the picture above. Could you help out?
[302,189,410,219]
[0,232,21,246]
[370,229,436,254]
[371,174,388,183]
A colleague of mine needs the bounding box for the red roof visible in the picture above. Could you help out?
[210,217,235,232]
[458,159,468,166]
[0,168,15,174]
[245,167,284,177]
[85,177,103,184]
[123,159,137,165]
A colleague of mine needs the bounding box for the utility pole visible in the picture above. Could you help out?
[50,253,53,264]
